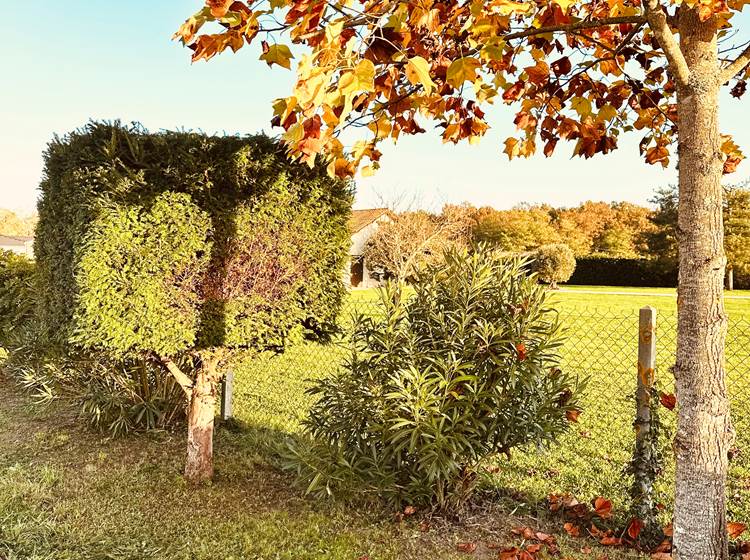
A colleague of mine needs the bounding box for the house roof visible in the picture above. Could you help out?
[0,235,33,246]
[348,208,390,234]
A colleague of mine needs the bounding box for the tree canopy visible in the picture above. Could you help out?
[177,0,746,177]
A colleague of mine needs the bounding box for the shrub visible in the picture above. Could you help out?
[34,121,353,481]
[0,251,36,347]
[532,243,576,288]
[285,246,582,511]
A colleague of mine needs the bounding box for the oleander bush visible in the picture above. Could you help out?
[285,246,582,511]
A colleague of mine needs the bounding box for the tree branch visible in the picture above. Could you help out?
[504,16,646,41]
[159,355,194,397]
[721,44,750,83]
[643,0,690,87]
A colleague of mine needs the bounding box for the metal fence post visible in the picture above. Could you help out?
[221,370,234,421]
[632,306,657,524]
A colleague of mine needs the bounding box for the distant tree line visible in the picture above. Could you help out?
[0,210,37,237]
[365,183,750,288]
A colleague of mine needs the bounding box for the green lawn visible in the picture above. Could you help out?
[0,380,642,560]
[233,285,750,526]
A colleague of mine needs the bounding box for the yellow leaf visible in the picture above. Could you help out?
[354,59,376,92]
[490,0,533,16]
[570,96,592,117]
[504,137,521,159]
[260,43,294,69]
[405,56,436,94]
[554,0,578,13]
[361,164,377,177]
[446,57,481,88]
[597,104,618,122]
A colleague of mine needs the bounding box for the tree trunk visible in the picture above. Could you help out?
[184,358,219,484]
[673,11,732,560]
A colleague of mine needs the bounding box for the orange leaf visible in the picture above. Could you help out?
[593,497,612,519]
[534,531,553,543]
[659,392,676,410]
[457,542,477,553]
[566,409,580,423]
[403,505,416,516]
[600,536,622,546]
[729,522,747,539]
[516,342,527,361]
[651,554,672,560]
[627,518,644,540]
[564,523,581,537]
[499,547,520,560]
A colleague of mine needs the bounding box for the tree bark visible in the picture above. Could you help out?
[673,10,732,560]
[184,356,220,484]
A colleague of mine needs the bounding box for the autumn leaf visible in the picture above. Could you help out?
[456,542,478,553]
[626,518,644,540]
[447,57,482,88]
[260,43,294,69]
[566,409,580,422]
[553,0,577,12]
[516,342,527,361]
[729,522,748,539]
[645,145,670,167]
[600,535,622,546]
[593,497,612,518]
[564,522,581,537]
[405,56,436,95]
[207,0,233,18]
[403,505,416,516]
[660,392,676,410]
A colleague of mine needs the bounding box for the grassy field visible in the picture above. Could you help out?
[233,285,750,525]
[0,380,643,560]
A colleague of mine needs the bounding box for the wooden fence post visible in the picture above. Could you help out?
[220,370,234,421]
[632,306,657,525]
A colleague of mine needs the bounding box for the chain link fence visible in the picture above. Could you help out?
[230,292,750,520]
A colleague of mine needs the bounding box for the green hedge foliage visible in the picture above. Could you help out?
[567,256,678,288]
[0,251,36,346]
[36,122,353,358]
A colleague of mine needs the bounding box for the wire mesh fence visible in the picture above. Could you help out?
[230,291,750,520]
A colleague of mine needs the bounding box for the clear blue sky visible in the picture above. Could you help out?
[2,1,749,214]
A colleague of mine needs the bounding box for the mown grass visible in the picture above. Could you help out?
[0,381,643,560]
[233,285,750,526]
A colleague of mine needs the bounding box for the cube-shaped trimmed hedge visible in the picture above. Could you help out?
[36,122,353,358]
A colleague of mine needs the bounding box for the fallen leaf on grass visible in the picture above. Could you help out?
[457,542,477,553]
[653,539,672,553]
[593,497,612,518]
[650,554,672,560]
[627,518,644,540]
[564,522,581,537]
[729,522,747,539]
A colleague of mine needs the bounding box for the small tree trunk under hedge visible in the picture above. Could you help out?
[185,359,219,484]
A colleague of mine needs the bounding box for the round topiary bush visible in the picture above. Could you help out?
[285,246,582,512]
[532,243,576,289]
